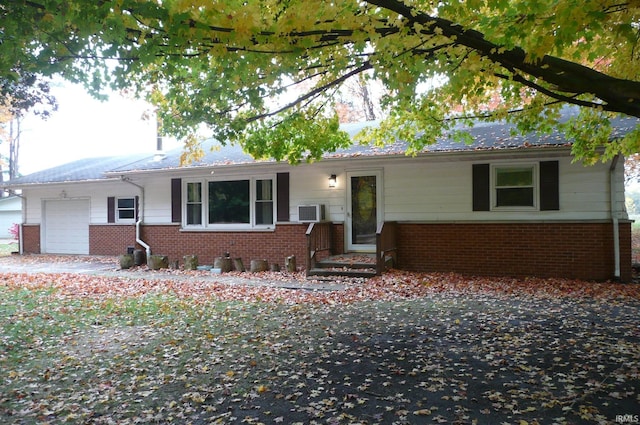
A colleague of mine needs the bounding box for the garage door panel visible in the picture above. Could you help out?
[44,200,89,254]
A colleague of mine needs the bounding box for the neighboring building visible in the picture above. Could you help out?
[0,195,22,239]
[1,113,635,281]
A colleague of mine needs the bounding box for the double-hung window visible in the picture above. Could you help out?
[186,182,203,225]
[493,165,536,208]
[473,161,558,212]
[184,177,275,229]
[116,197,136,222]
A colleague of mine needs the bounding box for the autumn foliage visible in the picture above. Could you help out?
[0,261,638,424]
[1,269,639,305]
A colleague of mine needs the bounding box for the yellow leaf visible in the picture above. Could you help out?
[414,409,432,415]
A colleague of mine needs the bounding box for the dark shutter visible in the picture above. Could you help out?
[540,160,559,211]
[107,197,116,223]
[277,172,290,222]
[171,178,182,223]
[472,164,490,211]
[134,196,140,221]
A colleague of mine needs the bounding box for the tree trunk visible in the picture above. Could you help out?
[119,254,134,269]
[250,259,268,272]
[133,249,146,266]
[183,255,198,270]
[233,258,245,272]
[285,255,297,272]
[214,257,232,273]
[149,255,169,270]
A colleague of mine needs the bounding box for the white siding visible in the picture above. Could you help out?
[18,149,627,228]
[285,154,621,223]
[22,181,142,225]
[289,164,347,222]
[138,177,172,223]
[383,161,472,221]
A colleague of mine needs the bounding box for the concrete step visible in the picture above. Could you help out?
[308,267,377,278]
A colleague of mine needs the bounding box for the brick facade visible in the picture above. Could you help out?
[89,225,138,255]
[395,221,632,282]
[138,223,310,271]
[20,221,631,281]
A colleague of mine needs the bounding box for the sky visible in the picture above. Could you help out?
[10,81,180,175]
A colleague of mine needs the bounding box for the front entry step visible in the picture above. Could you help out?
[308,268,377,278]
[307,253,377,279]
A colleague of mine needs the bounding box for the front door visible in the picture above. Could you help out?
[347,171,382,252]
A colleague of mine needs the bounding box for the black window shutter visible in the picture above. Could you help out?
[540,160,559,210]
[472,164,490,211]
[134,196,140,221]
[107,197,116,223]
[171,178,182,223]
[277,172,290,222]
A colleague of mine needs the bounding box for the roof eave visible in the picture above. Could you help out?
[105,144,576,178]
[0,177,123,190]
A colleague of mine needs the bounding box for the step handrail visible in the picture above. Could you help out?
[376,221,398,275]
[306,221,332,276]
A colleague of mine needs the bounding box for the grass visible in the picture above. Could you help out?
[0,282,638,424]
[0,289,322,423]
[0,241,18,256]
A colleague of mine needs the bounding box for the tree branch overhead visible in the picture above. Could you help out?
[3,0,640,162]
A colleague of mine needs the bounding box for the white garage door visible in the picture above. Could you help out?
[44,199,90,254]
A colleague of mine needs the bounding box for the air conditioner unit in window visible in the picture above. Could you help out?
[298,204,325,222]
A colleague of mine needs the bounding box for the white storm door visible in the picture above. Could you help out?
[346,171,383,252]
[43,199,90,254]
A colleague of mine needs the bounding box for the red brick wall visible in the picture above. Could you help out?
[21,224,40,254]
[138,223,309,270]
[26,220,631,281]
[332,223,345,255]
[89,225,138,255]
[396,221,631,282]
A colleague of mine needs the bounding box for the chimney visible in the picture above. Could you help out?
[154,114,165,162]
[156,114,164,151]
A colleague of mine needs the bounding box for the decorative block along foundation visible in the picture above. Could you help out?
[21,221,631,281]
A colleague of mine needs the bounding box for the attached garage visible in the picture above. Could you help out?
[43,199,90,254]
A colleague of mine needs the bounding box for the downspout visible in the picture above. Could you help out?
[120,177,151,264]
[610,155,621,281]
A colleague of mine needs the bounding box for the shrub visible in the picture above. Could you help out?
[8,223,19,241]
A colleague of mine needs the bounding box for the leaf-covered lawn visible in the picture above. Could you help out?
[0,242,18,257]
[1,271,639,424]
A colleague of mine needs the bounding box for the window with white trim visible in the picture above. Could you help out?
[493,164,536,208]
[184,177,275,229]
[116,197,136,222]
[186,182,203,225]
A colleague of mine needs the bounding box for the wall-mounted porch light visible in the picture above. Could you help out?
[328,174,337,188]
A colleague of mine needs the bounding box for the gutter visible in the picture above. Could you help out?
[610,155,622,281]
[120,177,151,264]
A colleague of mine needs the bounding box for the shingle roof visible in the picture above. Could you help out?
[2,154,154,187]
[3,109,638,187]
